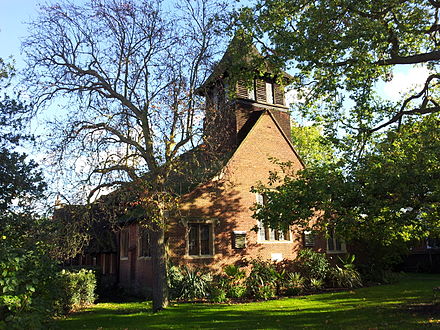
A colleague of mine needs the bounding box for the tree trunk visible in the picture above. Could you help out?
[151,224,168,312]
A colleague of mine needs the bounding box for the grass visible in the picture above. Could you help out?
[53,273,440,329]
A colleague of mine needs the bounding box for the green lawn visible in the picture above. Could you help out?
[54,273,440,329]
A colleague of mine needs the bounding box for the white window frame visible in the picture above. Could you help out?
[304,230,316,247]
[248,78,256,100]
[265,81,274,104]
[255,193,292,244]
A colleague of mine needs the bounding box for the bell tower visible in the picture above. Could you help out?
[196,38,292,153]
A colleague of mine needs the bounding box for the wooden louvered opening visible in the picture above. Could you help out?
[255,79,266,102]
[274,83,284,105]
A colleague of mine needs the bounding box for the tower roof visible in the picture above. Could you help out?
[196,34,293,96]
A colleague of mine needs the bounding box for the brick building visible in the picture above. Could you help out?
[118,40,344,296]
[117,41,345,294]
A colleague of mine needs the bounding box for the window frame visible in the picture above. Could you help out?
[186,221,215,258]
[233,231,247,249]
[137,226,151,259]
[265,81,274,104]
[303,230,316,247]
[255,193,292,244]
[326,228,346,254]
[120,228,129,260]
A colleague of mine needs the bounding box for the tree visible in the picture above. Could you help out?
[0,58,60,328]
[0,58,46,217]
[238,0,440,151]
[253,113,440,274]
[290,122,334,166]
[239,0,440,271]
[23,0,228,311]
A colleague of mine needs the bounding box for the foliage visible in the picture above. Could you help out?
[208,275,229,303]
[295,249,329,282]
[238,0,440,145]
[0,150,46,212]
[245,259,277,300]
[254,115,440,273]
[283,272,305,296]
[167,265,212,301]
[290,122,334,166]
[328,267,362,289]
[209,286,228,303]
[55,269,97,314]
[223,265,246,299]
[308,278,324,291]
[223,264,246,279]
[0,236,58,329]
[167,265,185,300]
[0,59,57,328]
[240,0,440,278]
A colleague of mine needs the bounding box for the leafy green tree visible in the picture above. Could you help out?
[238,0,440,148]
[253,114,440,272]
[291,122,334,166]
[240,0,440,273]
[0,58,58,328]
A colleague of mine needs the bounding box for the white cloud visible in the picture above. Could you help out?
[382,65,431,101]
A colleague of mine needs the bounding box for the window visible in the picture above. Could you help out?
[138,227,151,258]
[120,228,129,259]
[327,229,346,253]
[304,230,315,247]
[256,193,291,242]
[233,231,246,249]
[265,82,274,104]
[248,79,256,100]
[188,223,213,256]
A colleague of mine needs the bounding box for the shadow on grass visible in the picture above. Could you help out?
[54,274,440,329]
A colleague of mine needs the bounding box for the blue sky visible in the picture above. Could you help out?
[0,0,40,69]
[0,0,431,129]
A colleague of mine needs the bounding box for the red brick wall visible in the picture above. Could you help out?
[118,112,306,291]
[118,223,154,292]
[168,112,305,271]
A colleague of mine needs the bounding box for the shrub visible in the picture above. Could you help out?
[0,241,59,329]
[223,264,246,299]
[210,286,228,303]
[329,266,362,288]
[167,264,184,300]
[309,278,324,291]
[283,272,305,296]
[224,265,246,279]
[246,259,278,300]
[167,265,211,300]
[227,285,247,299]
[208,275,228,302]
[55,268,97,314]
[295,249,329,282]
[328,255,363,288]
